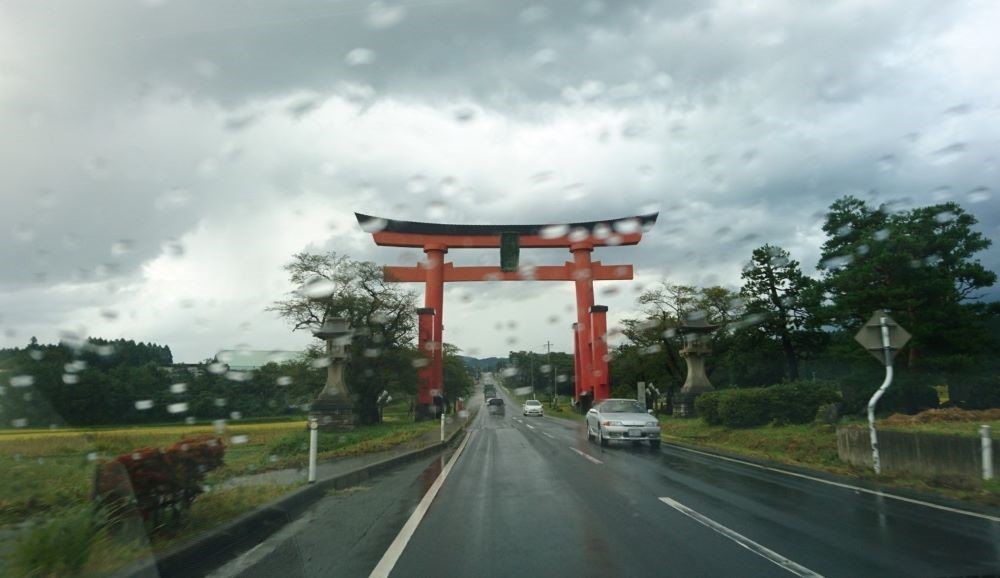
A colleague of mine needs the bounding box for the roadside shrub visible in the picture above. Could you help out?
[717,388,775,428]
[950,376,1000,410]
[695,392,722,425]
[708,382,841,428]
[840,378,940,416]
[767,381,841,425]
[10,505,104,577]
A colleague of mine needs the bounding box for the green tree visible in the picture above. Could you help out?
[818,196,996,366]
[739,244,821,380]
[268,251,419,424]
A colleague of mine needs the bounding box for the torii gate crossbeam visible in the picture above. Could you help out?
[356,212,657,419]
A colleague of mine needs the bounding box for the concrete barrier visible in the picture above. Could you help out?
[837,425,999,479]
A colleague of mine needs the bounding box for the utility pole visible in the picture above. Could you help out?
[529,353,534,399]
[544,340,555,405]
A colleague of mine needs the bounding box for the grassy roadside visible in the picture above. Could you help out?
[657,415,1000,508]
[0,414,435,527]
[1,414,440,577]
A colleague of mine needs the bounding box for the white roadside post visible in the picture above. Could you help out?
[982,425,994,481]
[855,310,910,475]
[308,417,319,483]
[440,411,445,442]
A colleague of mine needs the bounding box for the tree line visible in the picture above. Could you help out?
[611,195,999,414]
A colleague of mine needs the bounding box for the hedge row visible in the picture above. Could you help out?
[695,381,841,428]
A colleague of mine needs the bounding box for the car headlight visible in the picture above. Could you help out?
[647,422,658,428]
[601,420,623,426]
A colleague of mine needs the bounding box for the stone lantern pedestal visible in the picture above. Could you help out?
[672,317,718,418]
[309,318,358,432]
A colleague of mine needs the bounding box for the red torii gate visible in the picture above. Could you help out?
[356,212,657,419]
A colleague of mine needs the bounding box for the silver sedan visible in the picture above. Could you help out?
[586,399,661,448]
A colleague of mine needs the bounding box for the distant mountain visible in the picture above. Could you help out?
[459,356,505,371]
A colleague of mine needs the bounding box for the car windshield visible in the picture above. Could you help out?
[3,2,999,577]
[599,401,647,414]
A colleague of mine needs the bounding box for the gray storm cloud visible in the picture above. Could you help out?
[1,0,998,360]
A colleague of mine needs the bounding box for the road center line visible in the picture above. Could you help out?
[665,443,1000,523]
[569,446,603,464]
[542,432,555,439]
[659,497,824,577]
[525,423,535,430]
[368,430,475,578]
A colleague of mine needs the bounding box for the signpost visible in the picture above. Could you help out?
[854,310,911,474]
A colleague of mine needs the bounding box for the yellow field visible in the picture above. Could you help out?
[0,420,304,458]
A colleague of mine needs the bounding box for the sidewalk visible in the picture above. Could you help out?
[218,411,475,490]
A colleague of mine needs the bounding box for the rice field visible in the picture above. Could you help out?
[0,416,434,527]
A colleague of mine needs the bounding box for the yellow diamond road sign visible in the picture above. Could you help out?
[854,310,911,363]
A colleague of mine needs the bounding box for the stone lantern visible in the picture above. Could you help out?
[672,315,719,418]
[309,317,358,431]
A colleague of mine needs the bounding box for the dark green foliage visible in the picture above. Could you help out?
[506,350,575,398]
[706,382,841,428]
[817,196,996,364]
[839,376,941,416]
[10,505,104,577]
[694,391,721,425]
[766,381,841,425]
[717,388,775,428]
[949,376,1000,409]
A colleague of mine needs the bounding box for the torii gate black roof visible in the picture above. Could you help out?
[355,212,658,236]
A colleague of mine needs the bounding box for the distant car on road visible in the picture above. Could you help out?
[586,399,660,448]
[487,397,505,416]
[522,399,544,417]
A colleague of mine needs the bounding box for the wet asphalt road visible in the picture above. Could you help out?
[214,385,1000,578]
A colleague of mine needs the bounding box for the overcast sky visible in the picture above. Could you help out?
[2,0,999,362]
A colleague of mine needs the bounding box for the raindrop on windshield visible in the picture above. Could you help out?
[935,211,957,224]
[931,143,966,164]
[231,435,249,445]
[155,188,191,210]
[613,218,641,234]
[230,411,242,420]
[930,186,952,201]
[568,228,589,243]
[876,155,899,172]
[298,276,337,298]
[426,200,447,220]
[360,217,388,233]
[276,376,293,386]
[966,187,991,203]
[540,224,569,239]
[62,374,79,384]
[530,48,557,67]
[135,400,154,410]
[167,402,188,414]
[170,383,187,394]
[366,1,406,29]
[345,48,376,66]
[10,375,34,387]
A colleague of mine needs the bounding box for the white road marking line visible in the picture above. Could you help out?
[659,497,824,577]
[569,447,603,464]
[369,430,475,578]
[525,423,535,430]
[542,432,555,439]
[665,443,1000,523]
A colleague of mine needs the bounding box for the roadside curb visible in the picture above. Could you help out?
[112,417,474,578]
[661,438,1000,519]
